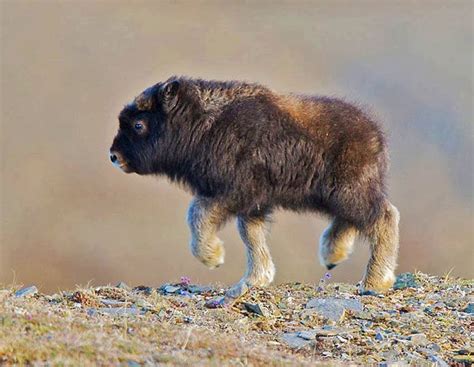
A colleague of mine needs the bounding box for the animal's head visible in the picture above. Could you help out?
[109,77,199,175]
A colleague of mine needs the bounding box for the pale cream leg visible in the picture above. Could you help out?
[361,201,400,294]
[226,215,275,298]
[187,197,229,269]
[319,218,358,269]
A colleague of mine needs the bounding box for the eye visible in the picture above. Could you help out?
[134,122,144,131]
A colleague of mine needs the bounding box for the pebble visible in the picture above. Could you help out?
[115,282,131,291]
[87,308,98,317]
[97,307,142,316]
[423,307,436,316]
[280,333,313,349]
[393,273,420,290]
[295,326,353,340]
[427,354,449,367]
[409,333,429,346]
[297,330,316,340]
[135,299,153,309]
[462,303,474,314]
[101,299,126,307]
[187,285,212,294]
[427,343,441,353]
[243,302,269,317]
[305,297,363,322]
[14,286,38,298]
[163,285,181,294]
[375,332,385,341]
[132,286,153,295]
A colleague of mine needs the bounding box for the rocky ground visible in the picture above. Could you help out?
[0,272,472,366]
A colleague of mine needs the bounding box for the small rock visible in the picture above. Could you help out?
[280,333,313,349]
[126,361,141,367]
[375,332,384,341]
[86,308,98,317]
[135,299,153,309]
[115,282,131,290]
[45,294,62,303]
[452,355,474,364]
[336,335,347,343]
[101,299,126,307]
[393,273,420,290]
[243,302,269,317]
[359,289,379,296]
[97,307,142,316]
[427,343,441,353]
[352,310,374,320]
[423,307,436,316]
[462,303,474,314]
[14,286,38,298]
[305,297,363,322]
[163,285,181,294]
[205,296,227,309]
[297,326,353,339]
[187,285,212,294]
[409,333,429,346]
[297,330,317,340]
[132,286,153,295]
[379,363,406,367]
[178,290,194,297]
[454,348,473,355]
[427,355,449,367]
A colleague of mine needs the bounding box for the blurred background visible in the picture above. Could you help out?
[1,1,472,292]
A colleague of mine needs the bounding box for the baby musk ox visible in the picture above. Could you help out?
[110,76,400,304]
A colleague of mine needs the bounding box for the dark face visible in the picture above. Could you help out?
[110,107,157,174]
[109,81,177,175]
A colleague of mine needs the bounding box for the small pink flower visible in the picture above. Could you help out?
[180,276,191,286]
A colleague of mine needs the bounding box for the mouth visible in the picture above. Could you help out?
[112,159,133,174]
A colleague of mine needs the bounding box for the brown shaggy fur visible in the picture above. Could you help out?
[110,76,400,300]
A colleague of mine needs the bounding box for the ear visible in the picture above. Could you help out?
[163,80,180,97]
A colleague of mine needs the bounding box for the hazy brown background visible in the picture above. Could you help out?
[1,1,473,292]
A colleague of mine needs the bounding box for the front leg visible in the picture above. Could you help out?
[187,197,229,269]
[225,214,275,300]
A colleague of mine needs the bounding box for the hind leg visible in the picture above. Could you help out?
[360,201,400,294]
[225,214,275,299]
[187,197,229,269]
[319,217,358,270]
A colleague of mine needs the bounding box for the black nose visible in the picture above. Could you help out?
[110,153,117,163]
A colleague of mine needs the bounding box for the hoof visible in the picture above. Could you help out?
[205,295,235,308]
[326,263,337,270]
[359,272,395,295]
[193,238,225,269]
[358,289,379,296]
[225,281,249,300]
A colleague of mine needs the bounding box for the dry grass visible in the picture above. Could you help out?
[0,273,472,366]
